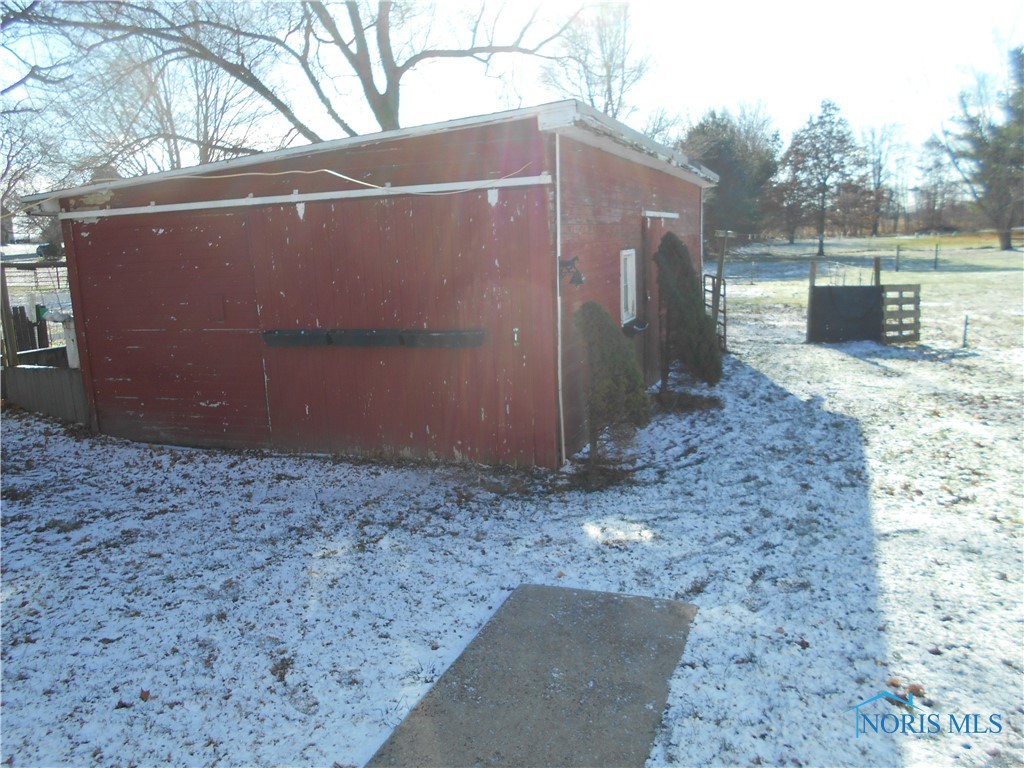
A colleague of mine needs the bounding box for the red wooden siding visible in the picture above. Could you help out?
[248,187,558,466]
[68,212,269,448]
[54,110,706,468]
[63,182,559,464]
[554,135,704,457]
[58,117,563,466]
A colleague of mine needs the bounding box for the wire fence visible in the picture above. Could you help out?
[713,238,1022,283]
[2,262,72,348]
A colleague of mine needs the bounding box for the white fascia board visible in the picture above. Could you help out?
[535,101,584,132]
[55,173,552,221]
[25,197,62,215]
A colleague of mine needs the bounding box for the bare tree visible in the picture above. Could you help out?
[7,0,578,142]
[862,125,900,236]
[916,136,959,232]
[883,144,913,235]
[540,3,645,119]
[0,110,35,242]
[641,107,683,144]
[49,34,281,176]
[942,47,1023,250]
[0,102,76,241]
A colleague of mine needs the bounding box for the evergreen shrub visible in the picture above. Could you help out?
[574,301,650,459]
[654,232,723,386]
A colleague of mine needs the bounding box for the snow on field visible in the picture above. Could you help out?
[2,241,1021,767]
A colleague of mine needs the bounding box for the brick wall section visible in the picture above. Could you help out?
[555,134,703,457]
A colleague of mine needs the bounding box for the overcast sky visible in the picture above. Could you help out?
[400,0,1024,155]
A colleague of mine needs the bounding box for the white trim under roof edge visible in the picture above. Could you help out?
[21,100,576,213]
[52,174,553,221]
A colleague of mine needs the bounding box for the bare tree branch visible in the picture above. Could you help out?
[5,0,580,192]
[539,4,642,119]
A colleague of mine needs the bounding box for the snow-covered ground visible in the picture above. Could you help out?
[2,240,1021,767]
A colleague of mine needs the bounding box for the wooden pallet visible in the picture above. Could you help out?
[881,284,920,343]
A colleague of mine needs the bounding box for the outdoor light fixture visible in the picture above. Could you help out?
[559,257,585,285]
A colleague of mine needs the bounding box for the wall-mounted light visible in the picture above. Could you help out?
[559,256,585,285]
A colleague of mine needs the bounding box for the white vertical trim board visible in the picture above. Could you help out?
[554,134,567,466]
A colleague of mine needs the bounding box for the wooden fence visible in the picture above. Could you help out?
[807,260,921,344]
[1,261,71,358]
[881,284,921,343]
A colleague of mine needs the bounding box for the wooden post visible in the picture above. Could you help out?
[873,257,881,286]
[1,266,18,367]
[934,243,939,270]
[806,261,817,343]
[896,243,901,272]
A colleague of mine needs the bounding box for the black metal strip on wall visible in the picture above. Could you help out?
[262,329,486,349]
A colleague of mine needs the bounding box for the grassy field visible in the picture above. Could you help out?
[724,236,1019,274]
[717,239,1023,371]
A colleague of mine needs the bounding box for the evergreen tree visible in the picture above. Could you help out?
[574,301,650,460]
[681,106,780,238]
[653,233,722,388]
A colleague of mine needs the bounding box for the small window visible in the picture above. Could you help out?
[620,248,637,324]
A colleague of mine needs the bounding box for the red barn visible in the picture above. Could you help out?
[23,101,716,467]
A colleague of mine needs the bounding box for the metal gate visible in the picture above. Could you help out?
[702,273,727,351]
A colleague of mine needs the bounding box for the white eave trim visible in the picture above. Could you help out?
[53,173,552,221]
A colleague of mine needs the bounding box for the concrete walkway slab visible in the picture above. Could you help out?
[366,584,698,767]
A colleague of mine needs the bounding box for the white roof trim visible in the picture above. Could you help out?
[56,174,553,221]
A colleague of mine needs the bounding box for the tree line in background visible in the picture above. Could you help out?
[677,63,1022,253]
[2,2,1021,249]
